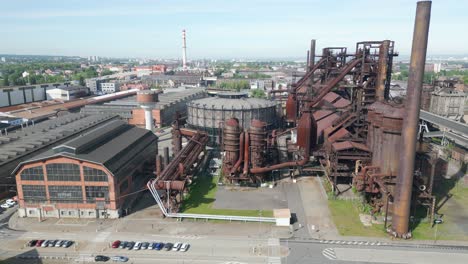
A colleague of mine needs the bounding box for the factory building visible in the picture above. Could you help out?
[187,92,279,145]
[45,86,89,101]
[13,119,158,219]
[0,113,119,199]
[0,82,78,108]
[81,89,206,128]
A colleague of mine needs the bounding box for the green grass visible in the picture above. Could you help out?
[180,173,273,217]
[328,199,386,237]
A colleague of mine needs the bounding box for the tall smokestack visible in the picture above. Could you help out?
[182,29,187,70]
[309,39,316,70]
[391,0,431,239]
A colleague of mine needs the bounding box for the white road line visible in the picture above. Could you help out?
[322,248,337,260]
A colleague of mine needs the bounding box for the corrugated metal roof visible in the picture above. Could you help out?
[327,128,350,143]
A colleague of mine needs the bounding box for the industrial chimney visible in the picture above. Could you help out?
[182,29,187,70]
[391,0,431,239]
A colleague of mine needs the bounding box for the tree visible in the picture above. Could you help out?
[79,76,85,86]
[250,89,266,98]
[3,75,9,86]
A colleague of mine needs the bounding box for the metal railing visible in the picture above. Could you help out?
[147,179,276,223]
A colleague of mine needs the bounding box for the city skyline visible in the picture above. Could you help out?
[1,0,467,59]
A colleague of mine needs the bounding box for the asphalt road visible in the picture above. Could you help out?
[282,239,468,264]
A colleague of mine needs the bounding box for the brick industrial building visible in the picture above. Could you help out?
[13,119,157,219]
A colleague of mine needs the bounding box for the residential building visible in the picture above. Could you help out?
[101,82,121,94]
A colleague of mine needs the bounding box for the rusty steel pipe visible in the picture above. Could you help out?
[392,0,431,239]
[230,132,245,174]
[376,40,390,101]
[243,132,250,175]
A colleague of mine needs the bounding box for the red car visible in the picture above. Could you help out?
[35,240,44,247]
[111,240,121,248]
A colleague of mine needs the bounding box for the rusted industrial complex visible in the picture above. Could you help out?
[4,0,463,242]
[146,1,439,239]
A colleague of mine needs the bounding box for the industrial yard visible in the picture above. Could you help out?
[0,0,468,263]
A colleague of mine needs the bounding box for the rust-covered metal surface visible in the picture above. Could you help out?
[392,0,432,239]
[223,118,241,174]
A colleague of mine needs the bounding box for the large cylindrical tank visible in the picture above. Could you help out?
[187,92,279,146]
[249,119,267,169]
[223,118,241,170]
[368,102,404,175]
[137,90,159,104]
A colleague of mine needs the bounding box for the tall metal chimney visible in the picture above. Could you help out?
[391,0,431,239]
[309,39,316,70]
[182,29,187,70]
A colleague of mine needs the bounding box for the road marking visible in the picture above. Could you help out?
[268,238,280,246]
[322,248,337,260]
[268,257,281,264]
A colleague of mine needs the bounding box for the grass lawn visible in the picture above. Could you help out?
[180,173,273,217]
[328,199,386,237]
[328,178,468,241]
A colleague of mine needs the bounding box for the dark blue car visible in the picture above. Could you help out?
[154,242,164,250]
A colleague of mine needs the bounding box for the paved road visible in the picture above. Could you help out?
[282,239,468,264]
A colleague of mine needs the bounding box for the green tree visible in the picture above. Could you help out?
[79,76,85,86]
[3,75,9,86]
[250,89,266,98]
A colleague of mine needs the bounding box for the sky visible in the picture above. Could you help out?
[1,0,466,59]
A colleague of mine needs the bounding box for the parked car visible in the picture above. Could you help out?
[27,240,37,247]
[163,243,173,251]
[111,256,128,262]
[35,240,44,247]
[118,241,127,249]
[126,242,135,250]
[141,242,149,250]
[0,203,12,209]
[172,242,182,251]
[154,242,164,251]
[133,242,142,250]
[180,243,190,252]
[41,240,49,247]
[49,240,59,247]
[5,199,16,206]
[112,240,121,248]
[148,242,156,250]
[55,240,64,247]
[63,240,73,248]
[94,255,110,262]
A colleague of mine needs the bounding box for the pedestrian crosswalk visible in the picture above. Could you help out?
[319,239,387,246]
[322,248,337,260]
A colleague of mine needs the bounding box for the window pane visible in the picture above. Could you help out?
[48,186,83,203]
[85,186,109,203]
[46,163,81,181]
[22,185,46,202]
[20,166,44,181]
[83,166,108,182]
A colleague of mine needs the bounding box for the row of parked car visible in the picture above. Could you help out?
[27,239,74,248]
[111,240,190,252]
[1,199,16,209]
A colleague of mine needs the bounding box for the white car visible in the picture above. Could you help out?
[133,242,142,250]
[171,242,182,251]
[41,240,49,247]
[1,203,12,209]
[5,199,16,205]
[180,243,190,252]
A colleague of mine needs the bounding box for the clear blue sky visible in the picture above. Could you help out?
[1,0,466,59]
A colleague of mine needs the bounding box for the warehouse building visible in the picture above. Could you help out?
[13,119,158,219]
[0,113,119,199]
[81,88,206,128]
